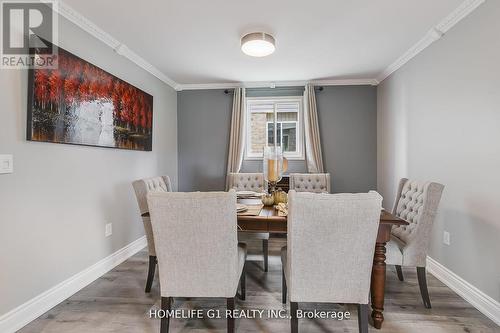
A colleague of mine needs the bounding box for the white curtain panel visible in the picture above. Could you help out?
[226,87,246,190]
[303,84,325,173]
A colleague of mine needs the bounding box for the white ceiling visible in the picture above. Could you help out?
[62,0,465,86]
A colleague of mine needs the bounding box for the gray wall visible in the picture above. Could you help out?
[178,90,231,191]
[316,86,377,193]
[377,0,500,301]
[0,15,178,315]
[177,86,377,193]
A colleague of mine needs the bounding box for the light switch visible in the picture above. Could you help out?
[105,223,113,237]
[443,231,451,246]
[0,155,13,174]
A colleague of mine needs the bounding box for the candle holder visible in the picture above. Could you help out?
[268,180,278,194]
[263,146,287,195]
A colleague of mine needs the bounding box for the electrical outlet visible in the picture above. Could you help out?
[105,223,112,237]
[0,154,13,174]
[443,231,450,246]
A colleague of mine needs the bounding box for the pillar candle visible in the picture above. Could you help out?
[268,159,278,182]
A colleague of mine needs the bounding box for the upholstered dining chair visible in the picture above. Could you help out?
[227,172,266,192]
[147,190,247,333]
[281,190,382,333]
[289,173,331,193]
[132,176,172,293]
[228,172,270,272]
[386,178,444,308]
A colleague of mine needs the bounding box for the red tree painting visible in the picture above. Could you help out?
[27,43,153,151]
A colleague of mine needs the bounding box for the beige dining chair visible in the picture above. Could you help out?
[289,173,331,193]
[386,178,444,308]
[281,190,382,333]
[147,190,247,333]
[228,172,270,272]
[132,176,172,292]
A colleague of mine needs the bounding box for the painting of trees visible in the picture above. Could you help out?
[28,43,153,151]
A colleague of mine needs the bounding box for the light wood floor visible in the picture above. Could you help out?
[19,238,498,333]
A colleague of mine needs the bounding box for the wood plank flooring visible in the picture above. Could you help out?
[18,238,499,332]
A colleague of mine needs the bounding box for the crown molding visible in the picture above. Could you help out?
[54,1,179,90]
[435,0,486,32]
[52,1,377,92]
[312,78,379,86]
[181,0,485,90]
[51,0,485,91]
[377,0,486,83]
[177,78,378,91]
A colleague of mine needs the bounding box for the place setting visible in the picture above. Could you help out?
[236,190,265,199]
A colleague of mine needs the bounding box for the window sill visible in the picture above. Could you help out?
[244,157,305,161]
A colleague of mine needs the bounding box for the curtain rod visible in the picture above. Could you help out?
[224,86,324,94]
[178,79,378,91]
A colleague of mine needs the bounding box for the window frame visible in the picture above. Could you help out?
[244,96,304,160]
[265,120,299,152]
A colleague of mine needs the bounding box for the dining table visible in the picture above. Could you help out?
[237,197,408,330]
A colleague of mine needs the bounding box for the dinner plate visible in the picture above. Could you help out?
[236,191,264,197]
[237,190,257,196]
[236,204,248,212]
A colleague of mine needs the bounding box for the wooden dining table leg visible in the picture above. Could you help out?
[371,240,387,329]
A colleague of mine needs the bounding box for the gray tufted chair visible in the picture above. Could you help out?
[281,190,383,333]
[227,172,266,192]
[147,190,247,333]
[289,173,331,193]
[386,178,444,308]
[228,172,270,272]
[132,176,172,293]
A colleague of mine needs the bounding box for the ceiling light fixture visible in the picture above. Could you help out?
[241,32,275,57]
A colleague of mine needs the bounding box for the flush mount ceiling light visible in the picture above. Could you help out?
[241,32,275,57]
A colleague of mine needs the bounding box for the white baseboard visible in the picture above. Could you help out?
[427,256,500,326]
[0,236,147,333]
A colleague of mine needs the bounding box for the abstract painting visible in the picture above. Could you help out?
[27,42,153,151]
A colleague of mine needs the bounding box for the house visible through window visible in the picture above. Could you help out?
[245,97,304,159]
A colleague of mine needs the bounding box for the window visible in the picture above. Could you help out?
[245,97,304,159]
